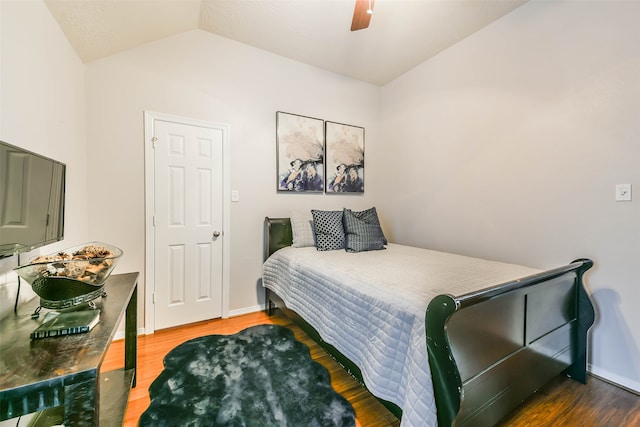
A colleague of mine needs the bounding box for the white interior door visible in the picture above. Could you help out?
[152,119,223,330]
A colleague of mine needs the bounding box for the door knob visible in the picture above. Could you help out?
[213,231,221,238]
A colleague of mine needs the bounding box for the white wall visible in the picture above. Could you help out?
[84,30,380,323]
[0,1,88,318]
[378,0,640,392]
[0,1,88,425]
[3,0,637,403]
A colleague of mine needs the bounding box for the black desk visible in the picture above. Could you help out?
[0,272,138,426]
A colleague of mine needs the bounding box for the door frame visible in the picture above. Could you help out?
[144,110,231,334]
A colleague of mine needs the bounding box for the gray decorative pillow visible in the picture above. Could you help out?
[290,210,315,248]
[311,210,345,251]
[347,207,387,245]
[343,207,387,253]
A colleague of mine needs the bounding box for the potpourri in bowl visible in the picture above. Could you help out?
[14,242,123,309]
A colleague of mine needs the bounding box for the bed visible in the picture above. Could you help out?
[262,216,595,427]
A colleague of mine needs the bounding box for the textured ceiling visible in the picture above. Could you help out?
[44,0,528,85]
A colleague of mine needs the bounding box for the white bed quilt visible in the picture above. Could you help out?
[262,244,540,427]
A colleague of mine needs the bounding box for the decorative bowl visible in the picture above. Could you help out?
[14,242,123,309]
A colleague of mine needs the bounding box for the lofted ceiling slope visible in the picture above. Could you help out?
[44,0,528,86]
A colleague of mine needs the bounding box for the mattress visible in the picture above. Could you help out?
[262,244,540,427]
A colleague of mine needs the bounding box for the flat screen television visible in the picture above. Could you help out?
[0,141,66,258]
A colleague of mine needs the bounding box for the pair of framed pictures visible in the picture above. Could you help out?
[276,111,364,193]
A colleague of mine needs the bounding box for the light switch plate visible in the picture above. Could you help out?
[231,190,240,202]
[615,184,632,201]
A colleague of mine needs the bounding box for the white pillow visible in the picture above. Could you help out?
[290,210,315,248]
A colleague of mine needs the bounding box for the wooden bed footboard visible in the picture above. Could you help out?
[262,217,595,426]
[426,259,594,426]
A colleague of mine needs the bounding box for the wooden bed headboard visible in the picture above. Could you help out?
[263,217,292,261]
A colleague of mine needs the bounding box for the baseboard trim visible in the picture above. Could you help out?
[113,327,145,341]
[228,304,263,318]
[588,364,640,396]
[112,306,265,340]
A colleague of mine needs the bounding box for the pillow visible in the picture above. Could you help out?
[290,210,315,248]
[343,207,387,253]
[311,210,345,251]
[347,207,387,245]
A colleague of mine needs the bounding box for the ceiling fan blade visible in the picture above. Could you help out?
[351,0,374,31]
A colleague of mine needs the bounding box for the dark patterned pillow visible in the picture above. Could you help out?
[311,210,345,251]
[347,207,387,245]
[343,207,387,253]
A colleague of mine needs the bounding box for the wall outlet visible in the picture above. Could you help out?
[615,184,632,201]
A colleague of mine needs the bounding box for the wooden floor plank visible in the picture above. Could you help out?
[497,373,640,427]
[103,311,640,427]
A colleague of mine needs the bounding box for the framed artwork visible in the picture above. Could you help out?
[276,111,325,192]
[325,121,365,193]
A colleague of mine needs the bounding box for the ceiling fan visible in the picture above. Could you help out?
[351,0,375,31]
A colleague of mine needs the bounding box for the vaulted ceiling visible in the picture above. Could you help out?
[44,0,528,85]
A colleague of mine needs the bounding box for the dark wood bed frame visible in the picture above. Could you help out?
[263,217,595,426]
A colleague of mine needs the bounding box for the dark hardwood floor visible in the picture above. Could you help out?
[497,374,640,426]
[103,311,640,427]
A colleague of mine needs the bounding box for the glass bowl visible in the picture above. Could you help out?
[14,242,123,309]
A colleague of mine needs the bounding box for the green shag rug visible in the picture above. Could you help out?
[139,324,356,427]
